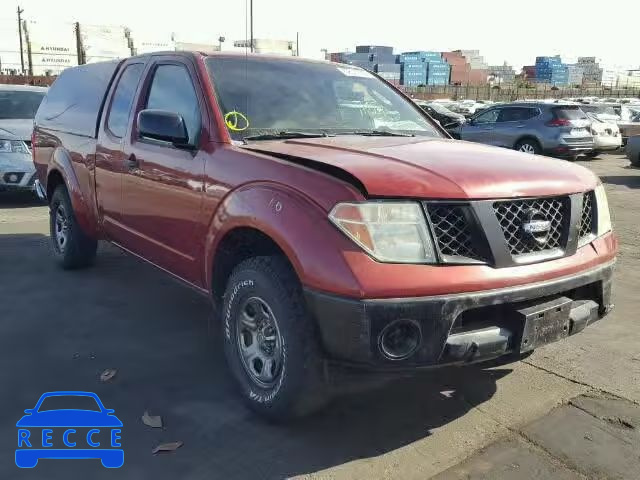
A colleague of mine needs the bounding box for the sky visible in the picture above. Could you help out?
[1,0,639,70]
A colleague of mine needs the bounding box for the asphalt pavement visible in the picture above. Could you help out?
[0,153,638,479]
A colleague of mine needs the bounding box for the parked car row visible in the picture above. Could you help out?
[0,85,47,194]
[441,100,631,159]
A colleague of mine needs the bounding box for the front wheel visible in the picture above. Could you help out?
[515,139,541,155]
[221,256,327,421]
[584,151,600,159]
[49,185,97,269]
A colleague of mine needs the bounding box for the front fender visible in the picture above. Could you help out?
[204,184,364,297]
[48,148,98,238]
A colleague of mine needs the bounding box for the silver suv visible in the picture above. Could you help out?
[451,103,594,159]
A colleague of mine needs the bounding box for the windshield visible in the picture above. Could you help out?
[0,90,46,120]
[553,106,589,120]
[205,56,441,141]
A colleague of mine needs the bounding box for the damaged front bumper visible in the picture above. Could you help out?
[304,260,614,370]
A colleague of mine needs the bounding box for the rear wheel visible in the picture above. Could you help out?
[49,185,97,269]
[221,255,327,421]
[515,139,541,155]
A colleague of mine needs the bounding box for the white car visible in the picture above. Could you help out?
[585,113,622,158]
[0,84,47,194]
[580,104,620,123]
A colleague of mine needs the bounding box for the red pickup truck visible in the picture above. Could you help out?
[33,52,617,420]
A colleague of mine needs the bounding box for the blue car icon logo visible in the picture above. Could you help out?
[16,391,123,468]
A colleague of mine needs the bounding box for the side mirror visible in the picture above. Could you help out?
[24,409,33,414]
[138,109,191,148]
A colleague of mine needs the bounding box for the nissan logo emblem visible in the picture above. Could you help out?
[522,208,552,245]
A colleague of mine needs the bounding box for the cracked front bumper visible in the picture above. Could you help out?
[304,260,614,370]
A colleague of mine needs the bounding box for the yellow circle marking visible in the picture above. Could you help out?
[224,111,249,131]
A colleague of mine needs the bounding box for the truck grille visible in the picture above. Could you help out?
[493,197,567,255]
[426,204,482,261]
[578,191,595,240]
[425,192,595,266]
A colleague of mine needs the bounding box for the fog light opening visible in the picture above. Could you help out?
[379,319,421,360]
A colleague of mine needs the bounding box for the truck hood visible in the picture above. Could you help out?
[0,119,33,141]
[244,136,598,199]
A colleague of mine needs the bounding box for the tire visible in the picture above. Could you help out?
[221,255,327,421]
[49,185,97,269]
[584,151,599,159]
[515,138,541,155]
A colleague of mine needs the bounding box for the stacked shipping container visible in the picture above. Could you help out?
[489,63,516,84]
[535,56,570,85]
[577,57,603,85]
[566,65,584,86]
[442,51,486,85]
[399,51,450,86]
[401,61,427,86]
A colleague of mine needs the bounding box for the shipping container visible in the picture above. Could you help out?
[342,52,373,62]
[370,53,398,64]
[375,63,401,73]
[441,52,466,66]
[402,51,442,61]
[402,62,427,71]
[355,45,393,55]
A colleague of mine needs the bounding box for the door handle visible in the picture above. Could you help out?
[125,154,139,171]
[516,125,525,128]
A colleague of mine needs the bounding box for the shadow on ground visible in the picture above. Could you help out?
[600,175,640,189]
[0,234,508,480]
[0,192,43,209]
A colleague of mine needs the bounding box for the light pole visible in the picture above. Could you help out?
[218,36,225,51]
[17,6,25,74]
[249,0,254,52]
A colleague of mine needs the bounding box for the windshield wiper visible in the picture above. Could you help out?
[243,131,333,142]
[339,130,415,137]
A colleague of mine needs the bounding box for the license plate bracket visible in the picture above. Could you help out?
[517,297,572,353]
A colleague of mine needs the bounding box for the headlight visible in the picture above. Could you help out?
[329,202,436,263]
[0,139,30,154]
[594,184,612,236]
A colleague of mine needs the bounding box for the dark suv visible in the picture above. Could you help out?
[451,103,594,159]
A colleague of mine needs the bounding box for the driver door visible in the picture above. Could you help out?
[118,57,208,285]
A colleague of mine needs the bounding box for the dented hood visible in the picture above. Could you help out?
[245,136,598,199]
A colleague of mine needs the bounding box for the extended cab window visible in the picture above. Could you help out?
[107,63,144,137]
[144,64,201,145]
